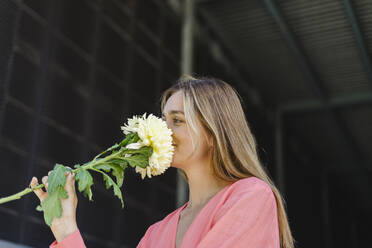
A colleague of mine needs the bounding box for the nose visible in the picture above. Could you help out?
[164,118,172,130]
[163,120,176,145]
[165,120,171,130]
[162,116,174,135]
[171,135,176,146]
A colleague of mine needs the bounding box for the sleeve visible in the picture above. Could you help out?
[49,228,86,248]
[197,184,280,248]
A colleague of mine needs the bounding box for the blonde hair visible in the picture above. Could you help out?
[160,75,296,248]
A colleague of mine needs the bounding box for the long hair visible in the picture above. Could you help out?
[160,75,295,248]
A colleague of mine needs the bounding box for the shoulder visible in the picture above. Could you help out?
[212,177,277,222]
[230,176,273,195]
[220,176,275,208]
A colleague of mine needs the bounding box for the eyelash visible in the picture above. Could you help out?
[162,117,182,123]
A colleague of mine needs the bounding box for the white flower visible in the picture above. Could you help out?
[121,115,141,135]
[121,113,174,179]
[125,142,142,150]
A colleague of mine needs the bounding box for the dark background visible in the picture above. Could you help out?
[0,0,371,247]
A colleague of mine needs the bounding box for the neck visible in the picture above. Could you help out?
[183,162,230,211]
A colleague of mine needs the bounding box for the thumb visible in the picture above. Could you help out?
[65,172,76,193]
[29,177,47,202]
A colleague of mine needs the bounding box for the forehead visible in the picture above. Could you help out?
[163,91,184,114]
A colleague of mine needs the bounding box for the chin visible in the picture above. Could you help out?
[170,163,180,168]
[170,160,183,169]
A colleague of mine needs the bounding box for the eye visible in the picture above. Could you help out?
[173,118,182,123]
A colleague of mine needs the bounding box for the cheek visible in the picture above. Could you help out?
[172,127,188,144]
[172,134,190,158]
[181,136,205,157]
[173,127,204,154]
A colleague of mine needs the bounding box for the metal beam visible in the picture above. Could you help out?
[0,1,20,140]
[198,9,243,70]
[263,0,367,173]
[197,8,267,111]
[181,0,195,75]
[264,0,327,100]
[343,0,372,87]
[177,0,195,208]
[18,0,55,242]
[321,170,332,248]
[78,0,104,238]
[281,91,372,113]
[275,108,285,194]
[14,1,152,107]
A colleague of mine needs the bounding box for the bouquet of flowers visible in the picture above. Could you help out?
[0,113,174,226]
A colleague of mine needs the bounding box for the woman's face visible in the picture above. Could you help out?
[162,91,211,169]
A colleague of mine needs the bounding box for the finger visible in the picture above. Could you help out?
[30,177,46,201]
[42,176,48,191]
[66,172,76,191]
[65,168,74,179]
[70,172,76,186]
[29,177,37,188]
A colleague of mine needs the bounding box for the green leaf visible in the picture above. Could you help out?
[95,163,125,188]
[124,154,148,168]
[75,169,94,201]
[48,164,68,194]
[119,132,137,147]
[138,146,153,157]
[110,164,125,187]
[121,146,153,169]
[83,187,93,202]
[66,166,73,173]
[74,163,89,169]
[40,185,68,226]
[107,158,128,169]
[92,168,124,208]
[123,146,153,156]
[94,164,111,172]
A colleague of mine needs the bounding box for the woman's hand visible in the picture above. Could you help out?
[29,167,79,243]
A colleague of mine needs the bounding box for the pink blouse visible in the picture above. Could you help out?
[49,228,86,248]
[50,176,280,248]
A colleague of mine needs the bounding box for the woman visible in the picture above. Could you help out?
[30,75,295,248]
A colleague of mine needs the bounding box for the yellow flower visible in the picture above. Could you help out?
[121,113,174,179]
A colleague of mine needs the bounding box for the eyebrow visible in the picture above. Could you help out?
[162,110,184,116]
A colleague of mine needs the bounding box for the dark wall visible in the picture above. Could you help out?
[0,0,280,248]
[0,0,181,247]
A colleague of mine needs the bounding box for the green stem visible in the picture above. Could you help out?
[75,149,123,172]
[0,184,45,204]
[0,149,125,205]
